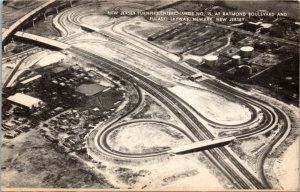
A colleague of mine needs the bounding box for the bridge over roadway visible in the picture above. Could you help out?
[2,0,58,46]
[168,136,236,155]
[14,31,71,50]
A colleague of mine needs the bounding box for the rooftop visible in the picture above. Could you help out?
[240,46,254,52]
[205,55,218,61]
[7,93,42,108]
[232,55,241,59]
[20,75,42,84]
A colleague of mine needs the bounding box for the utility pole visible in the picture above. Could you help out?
[32,18,36,28]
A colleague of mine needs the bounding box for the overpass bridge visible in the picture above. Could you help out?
[80,23,100,32]
[168,136,236,155]
[13,31,70,50]
[2,0,76,46]
[2,0,58,45]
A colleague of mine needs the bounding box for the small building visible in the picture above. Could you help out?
[2,122,14,130]
[20,75,42,85]
[92,107,100,112]
[7,93,42,109]
[54,107,64,113]
[59,82,66,87]
[188,73,203,81]
[4,130,20,139]
[239,22,262,33]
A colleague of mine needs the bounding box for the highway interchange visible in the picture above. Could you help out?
[2,0,296,190]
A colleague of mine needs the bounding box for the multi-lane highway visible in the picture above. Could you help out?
[100,19,287,136]
[81,20,280,135]
[2,1,294,189]
[69,46,268,189]
[66,18,291,188]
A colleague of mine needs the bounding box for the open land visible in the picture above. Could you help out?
[1,0,299,190]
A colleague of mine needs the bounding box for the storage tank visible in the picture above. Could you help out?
[240,46,254,58]
[232,55,241,66]
[238,65,253,76]
[205,55,219,66]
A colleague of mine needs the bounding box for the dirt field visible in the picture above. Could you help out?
[170,85,252,125]
[1,129,113,188]
[123,18,171,39]
[106,122,190,154]
[273,137,299,190]
[81,15,117,28]
[121,154,231,190]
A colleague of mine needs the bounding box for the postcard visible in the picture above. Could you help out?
[1,0,299,191]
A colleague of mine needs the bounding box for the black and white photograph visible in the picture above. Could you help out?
[1,0,299,191]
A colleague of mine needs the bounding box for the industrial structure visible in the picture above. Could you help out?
[238,65,253,76]
[232,55,242,66]
[204,55,219,67]
[20,75,42,85]
[7,93,43,109]
[240,46,254,58]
